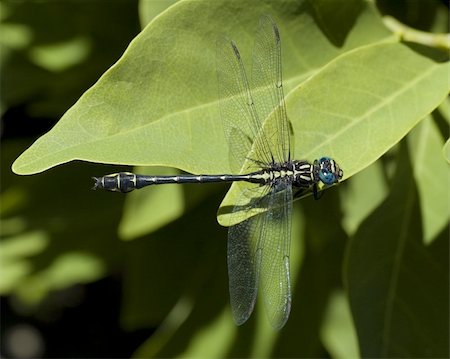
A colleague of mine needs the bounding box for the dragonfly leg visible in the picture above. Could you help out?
[313,184,323,200]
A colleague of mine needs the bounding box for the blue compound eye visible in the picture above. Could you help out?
[319,170,336,185]
[319,157,331,164]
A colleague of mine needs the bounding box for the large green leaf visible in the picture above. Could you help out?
[118,166,185,240]
[408,115,449,243]
[344,143,449,358]
[219,41,450,225]
[340,160,388,236]
[320,290,359,359]
[12,0,391,175]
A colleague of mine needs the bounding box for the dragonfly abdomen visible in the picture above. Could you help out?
[93,171,269,193]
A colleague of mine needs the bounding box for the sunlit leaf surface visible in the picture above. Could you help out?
[408,116,449,243]
[219,42,450,225]
[12,0,392,176]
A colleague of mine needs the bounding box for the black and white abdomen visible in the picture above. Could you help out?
[92,172,139,193]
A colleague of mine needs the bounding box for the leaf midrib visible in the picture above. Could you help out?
[381,180,414,356]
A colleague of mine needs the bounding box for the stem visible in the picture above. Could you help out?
[383,15,450,51]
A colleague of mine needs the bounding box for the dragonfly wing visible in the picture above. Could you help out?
[216,36,274,173]
[260,181,293,329]
[251,15,292,164]
[227,186,270,325]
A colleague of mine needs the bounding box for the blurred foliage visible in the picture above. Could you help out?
[376,0,449,32]
[345,142,449,358]
[1,0,449,358]
[1,141,126,303]
[0,0,140,118]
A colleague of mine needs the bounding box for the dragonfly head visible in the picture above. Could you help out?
[316,157,343,185]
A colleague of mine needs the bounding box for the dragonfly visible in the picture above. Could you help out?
[93,15,343,329]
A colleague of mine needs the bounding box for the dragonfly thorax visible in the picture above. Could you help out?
[291,160,317,188]
[253,160,317,188]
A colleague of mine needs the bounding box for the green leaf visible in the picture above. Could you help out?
[1,140,126,305]
[118,166,222,240]
[128,204,306,358]
[309,0,364,46]
[339,159,388,236]
[139,0,179,28]
[219,42,450,226]
[439,97,450,125]
[118,166,185,240]
[120,190,228,331]
[444,138,450,163]
[156,308,236,359]
[0,230,48,259]
[408,115,450,243]
[1,1,140,118]
[320,291,359,359]
[0,231,48,294]
[28,36,91,72]
[272,193,348,357]
[377,0,450,33]
[12,0,391,175]
[16,252,105,305]
[344,142,449,358]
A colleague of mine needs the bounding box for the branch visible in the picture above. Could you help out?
[383,16,450,51]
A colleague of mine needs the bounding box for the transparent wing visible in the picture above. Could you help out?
[216,36,274,173]
[252,15,292,165]
[221,15,293,329]
[227,185,270,325]
[227,181,292,328]
[260,180,293,329]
